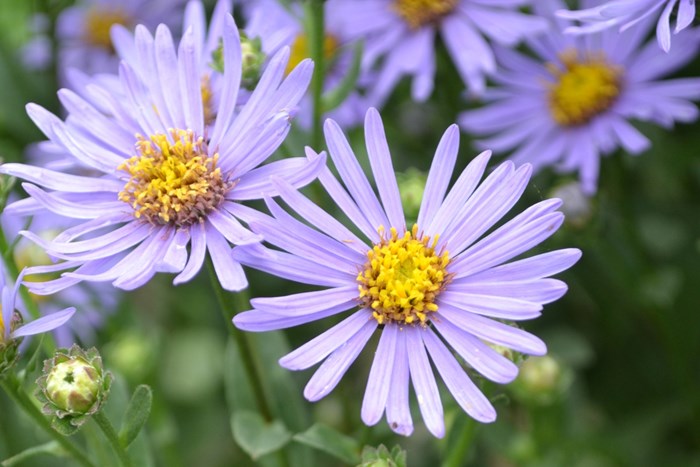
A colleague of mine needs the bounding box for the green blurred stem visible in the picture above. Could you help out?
[206,260,273,422]
[93,411,132,467]
[0,378,95,467]
[1,441,58,466]
[442,417,477,467]
[305,0,326,151]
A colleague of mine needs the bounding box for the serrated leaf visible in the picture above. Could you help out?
[118,384,153,448]
[232,411,291,460]
[293,423,360,465]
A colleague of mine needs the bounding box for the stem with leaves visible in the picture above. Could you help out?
[93,411,132,467]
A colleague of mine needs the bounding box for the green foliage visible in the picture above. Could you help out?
[231,411,292,461]
[293,423,361,464]
[118,385,153,448]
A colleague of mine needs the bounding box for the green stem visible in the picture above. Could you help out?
[93,411,132,467]
[0,378,95,467]
[442,416,478,467]
[305,0,327,151]
[1,441,59,466]
[206,260,272,422]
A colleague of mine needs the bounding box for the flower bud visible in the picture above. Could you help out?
[0,312,23,377]
[36,344,112,432]
[210,32,266,90]
[45,357,100,414]
[550,181,592,228]
[359,444,407,467]
[396,169,426,224]
[510,355,571,405]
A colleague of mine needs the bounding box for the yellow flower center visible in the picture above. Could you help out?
[286,32,338,75]
[392,0,458,29]
[84,7,130,51]
[118,129,233,227]
[547,51,622,127]
[357,224,450,326]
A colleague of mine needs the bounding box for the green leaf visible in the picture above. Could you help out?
[51,416,79,437]
[118,384,153,448]
[231,411,291,460]
[321,40,364,113]
[1,441,63,466]
[293,423,360,465]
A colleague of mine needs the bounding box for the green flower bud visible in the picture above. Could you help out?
[36,345,112,433]
[45,357,100,414]
[550,181,593,228]
[510,355,571,405]
[0,312,23,378]
[359,444,407,467]
[210,32,266,90]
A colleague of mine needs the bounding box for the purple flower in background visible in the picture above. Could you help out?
[56,0,184,81]
[557,0,697,52]
[328,0,548,106]
[244,0,367,128]
[1,208,120,347]
[0,269,75,348]
[459,2,700,194]
[233,108,580,437]
[0,12,320,294]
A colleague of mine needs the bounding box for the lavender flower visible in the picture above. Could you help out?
[0,269,75,375]
[55,0,184,81]
[244,0,366,128]
[0,12,320,294]
[328,0,548,106]
[459,2,700,194]
[557,0,697,52]
[233,108,581,437]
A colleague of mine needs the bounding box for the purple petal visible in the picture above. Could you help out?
[406,329,444,438]
[251,285,358,316]
[385,330,413,436]
[417,125,460,228]
[12,307,76,338]
[361,323,398,426]
[206,225,247,291]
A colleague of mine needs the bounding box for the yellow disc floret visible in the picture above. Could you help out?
[286,33,338,75]
[392,0,458,29]
[548,51,622,127]
[358,224,450,326]
[84,7,130,51]
[118,129,233,227]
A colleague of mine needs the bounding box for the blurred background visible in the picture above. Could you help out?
[0,1,699,466]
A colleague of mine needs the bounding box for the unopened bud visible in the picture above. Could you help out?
[359,444,407,467]
[550,181,592,228]
[510,355,570,405]
[396,169,426,224]
[210,32,266,90]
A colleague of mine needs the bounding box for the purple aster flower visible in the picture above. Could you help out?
[557,0,697,52]
[2,206,120,347]
[0,12,321,294]
[328,0,548,106]
[55,0,184,82]
[232,108,581,437]
[459,2,700,194]
[244,0,367,128]
[1,269,75,349]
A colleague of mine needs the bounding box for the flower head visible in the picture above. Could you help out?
[0,270,75,377]
[459,2,700,194]
[1,7,321,294]
[557,0,697,52]
[232,108,581,437]
[55,0,185,82]
[328,0,548,105]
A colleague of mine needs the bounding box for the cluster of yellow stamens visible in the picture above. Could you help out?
[118,129,232,227]
[547,50,622,127]
[286,33,338,75]
[84,7,130,51]
[392,0,458,29]
[357,225,450,326]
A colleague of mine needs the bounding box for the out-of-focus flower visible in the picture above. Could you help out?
[35,344,112,432]
[0,11,320,294]
[2,206,120,347]
[557,0,697,52]
[55,0,184,82]
[244,0,366,128]
[0,270,75,376]
[328,0,548,106]
[233,108,581,437]
[459,2,700,194]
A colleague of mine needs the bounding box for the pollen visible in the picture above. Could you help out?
[392,0,458,29]
[547,51,622,127]
[357,224,451,326]
[286,32,338,75]
[84,7,130,51]
[118,129,234,227]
